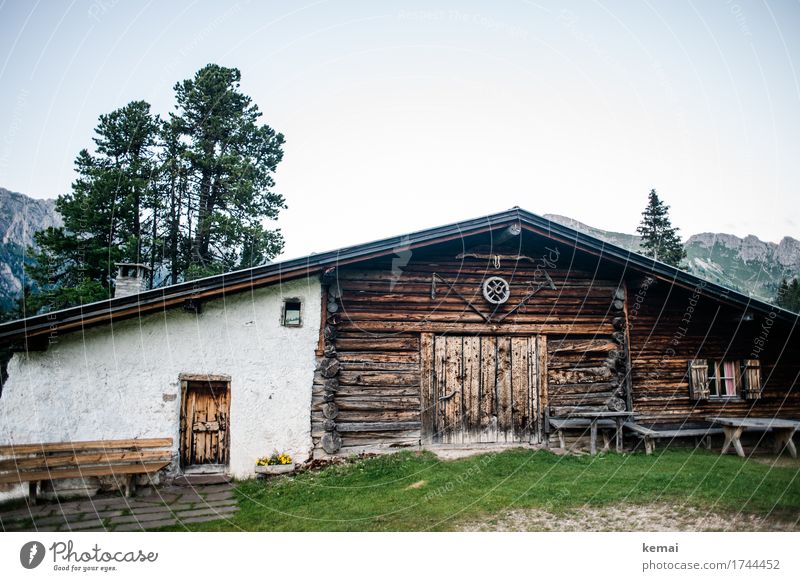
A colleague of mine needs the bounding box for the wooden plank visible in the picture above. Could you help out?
[340,310,612,324]
[530,336,540,443]
[434,335,447,444]
[462,336,481,440]
[548,339,617,353]
[496,336,512,442]
[185,388,196,465]
[194,389,204,464]
[334,336,419,352]
[0,462,171,485]
[511,336,530,441]
[479,336,497,442]
[337,370,419,387]
[178,373,231,382]
[339,360,418,372]
[444,336,463,444]
[338,321,615,335]
[621,281,633,412]
[335,422,421,433]
[316,283,328,356]
[419,333,434,444]
[332,386,421,398]
[0,450,171,472]
[549,367,614,385]
[208,391,217,463]
[538,335,548,418]
[223,388,230,465]
[178,381,186,466]
[0,438,173,456]
[333,409,420,423]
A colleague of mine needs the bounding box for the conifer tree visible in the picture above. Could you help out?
[26,101,159,311]
[636,189,686,267]
[171,64,285,278]
[23,64,287,312]
[775,277,800,312]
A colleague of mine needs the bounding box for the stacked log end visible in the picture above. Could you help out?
[320,271,343,454]
[607,287,630,412]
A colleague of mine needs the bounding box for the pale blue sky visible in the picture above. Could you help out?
[1,0,799,258]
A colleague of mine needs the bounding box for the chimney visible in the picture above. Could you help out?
[114,263,151,298]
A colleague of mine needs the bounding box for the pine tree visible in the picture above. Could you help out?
[776,277,800,312]
[21,65,288,314]
[159,118,189,286]
[636,189,686,267]
[171,64,286,278]
[26,101,160,311]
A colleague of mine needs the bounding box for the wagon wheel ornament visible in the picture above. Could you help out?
[482,276,511,305]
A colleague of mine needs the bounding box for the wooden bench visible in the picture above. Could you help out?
[0,438,173,503]
[624,422,724,455]
[549,418,618,452]
[707,417,799,458]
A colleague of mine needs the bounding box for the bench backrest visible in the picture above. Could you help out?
[0,438,174,485]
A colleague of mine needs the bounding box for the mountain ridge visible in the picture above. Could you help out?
[544,213,799,301]
[0,189,794,313]
[0,187,62,312]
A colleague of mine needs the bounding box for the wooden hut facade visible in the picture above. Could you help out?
[311,210,800,456]
[0,208,797,487]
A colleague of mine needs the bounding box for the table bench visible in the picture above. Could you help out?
[706,417,799,458]
[624,422,724,455]
[0,438,173,503]
[549,412,633,455]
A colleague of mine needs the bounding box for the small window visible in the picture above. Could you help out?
[282,299,302,327]
[708,360,741,398]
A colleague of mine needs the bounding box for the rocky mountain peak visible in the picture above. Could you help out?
[546,213,799,302]
[0,187,61,247]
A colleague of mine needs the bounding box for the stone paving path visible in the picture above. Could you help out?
[0,483,239,532]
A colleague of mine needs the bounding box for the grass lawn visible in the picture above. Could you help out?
[162,449,800,531]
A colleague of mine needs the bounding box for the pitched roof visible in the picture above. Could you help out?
[0,207,795,346]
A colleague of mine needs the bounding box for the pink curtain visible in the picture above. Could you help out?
[723,361,737,396]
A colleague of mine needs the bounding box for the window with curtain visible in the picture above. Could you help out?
[689,359,761,401]
[708,360,740,398]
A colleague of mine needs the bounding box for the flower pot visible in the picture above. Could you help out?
[255,464,295,476]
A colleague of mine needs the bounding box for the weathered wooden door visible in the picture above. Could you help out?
[421,335,543,444]
[180,380,230,467]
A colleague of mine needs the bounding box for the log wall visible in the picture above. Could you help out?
[310,236,626,456]
[309,232,800,456]
[627,277,800,424]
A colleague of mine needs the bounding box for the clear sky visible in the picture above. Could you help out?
[1,0,799,259]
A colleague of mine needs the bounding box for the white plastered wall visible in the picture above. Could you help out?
[0,276,321,499]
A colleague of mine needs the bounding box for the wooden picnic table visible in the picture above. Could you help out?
[706,416,799,458]
[565,411,634,455]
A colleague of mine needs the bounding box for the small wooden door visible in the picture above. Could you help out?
[421,335,542,444]
[180,380,230,467]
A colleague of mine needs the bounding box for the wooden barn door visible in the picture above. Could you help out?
[180,380,230,468]
[421,335,543,445]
